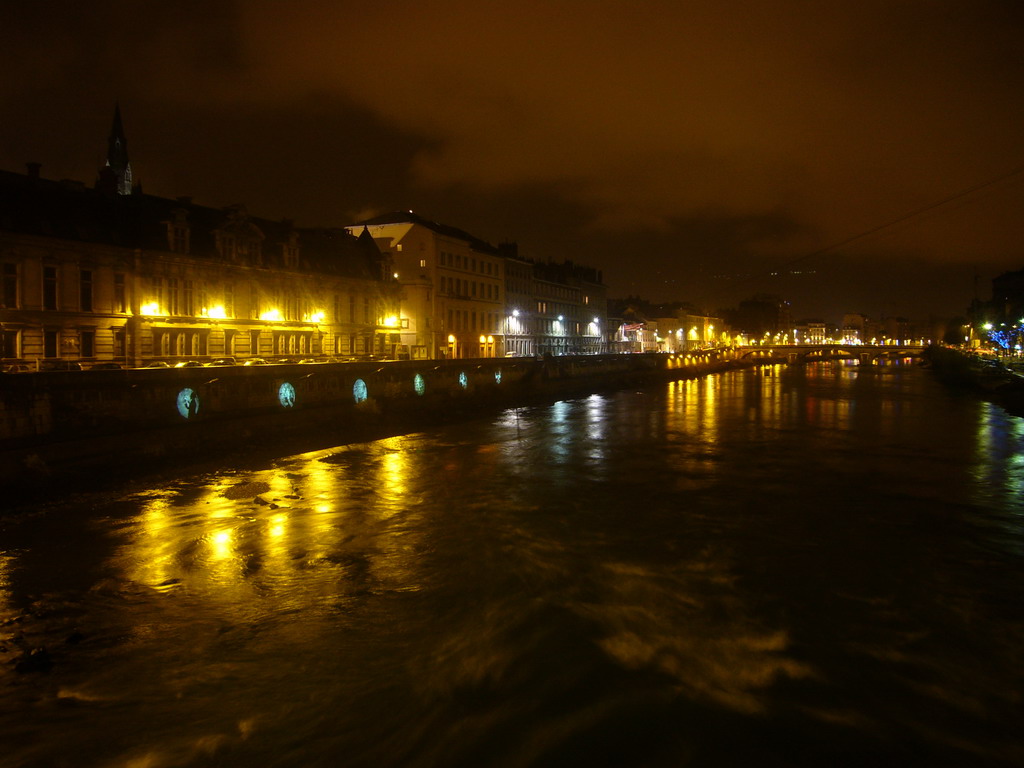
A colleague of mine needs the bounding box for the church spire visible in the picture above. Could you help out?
[96,103,134,195]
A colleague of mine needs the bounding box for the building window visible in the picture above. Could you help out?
[167,278,179,315]
[171,224,189,253]
[114,273,126,313]
[224,282,234,317]
[419,259,427,268]
[150,276,165,313]
[249,329,261,356]
[1,329,19,358]
[80,269,93,312]
[183,280,194,316]
[2,264,17,308]
[113,327,125,357]
[44,329,59,358]
[172,226,188,253]
[80,330,95,358]
[220,234,235,260]
[363,298,370,324]
[43,266,58,310]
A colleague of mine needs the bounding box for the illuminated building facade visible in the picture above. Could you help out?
[0,167,398,368]
[502,245,534,357]
[350,213,608,359]
[531,260,607,356]
[615,322,658,353]
[349,212,506,360]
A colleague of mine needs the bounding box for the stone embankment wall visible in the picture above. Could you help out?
[1,352,757,493]
[923,346,1024,417]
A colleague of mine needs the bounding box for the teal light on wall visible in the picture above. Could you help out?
[176,388,199,419]
[278,381,296,408]
[353,378,368,403]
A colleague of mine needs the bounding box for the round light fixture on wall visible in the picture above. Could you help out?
[278,382,296,408]
[176,388,199,419]
[353,378,368,403]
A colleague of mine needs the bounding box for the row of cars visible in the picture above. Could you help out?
[2,356,374,373]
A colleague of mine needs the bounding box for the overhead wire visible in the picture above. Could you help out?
[688,164,1024,310]
[782,164,1024,271]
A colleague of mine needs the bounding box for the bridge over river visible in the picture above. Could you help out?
[733,343,928,365]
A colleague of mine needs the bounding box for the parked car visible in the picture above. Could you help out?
[90,361,123,370]
[3,362,35,373]
[205,357,237,366]
[38,360,83,371]
[143,361,171,368]
[174,360,204,368]
[242,358,268,366]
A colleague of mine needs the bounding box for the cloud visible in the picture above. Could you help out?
[229,1,1024,251]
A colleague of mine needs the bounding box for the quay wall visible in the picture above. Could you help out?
[1,352,757,494]
[923,346,1024,418]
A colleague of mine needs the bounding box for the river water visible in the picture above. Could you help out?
[1,361,1022,767]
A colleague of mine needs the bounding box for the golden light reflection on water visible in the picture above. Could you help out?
[115,435,437,613]
[665,376,719,445]
[378,438,411,521]
[135,497,176,588]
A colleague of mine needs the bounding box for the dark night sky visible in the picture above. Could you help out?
[3,0,1023,325]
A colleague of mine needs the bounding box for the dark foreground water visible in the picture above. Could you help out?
[1,361,1022,767]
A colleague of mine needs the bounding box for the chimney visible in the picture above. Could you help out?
[26,162,41,180]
